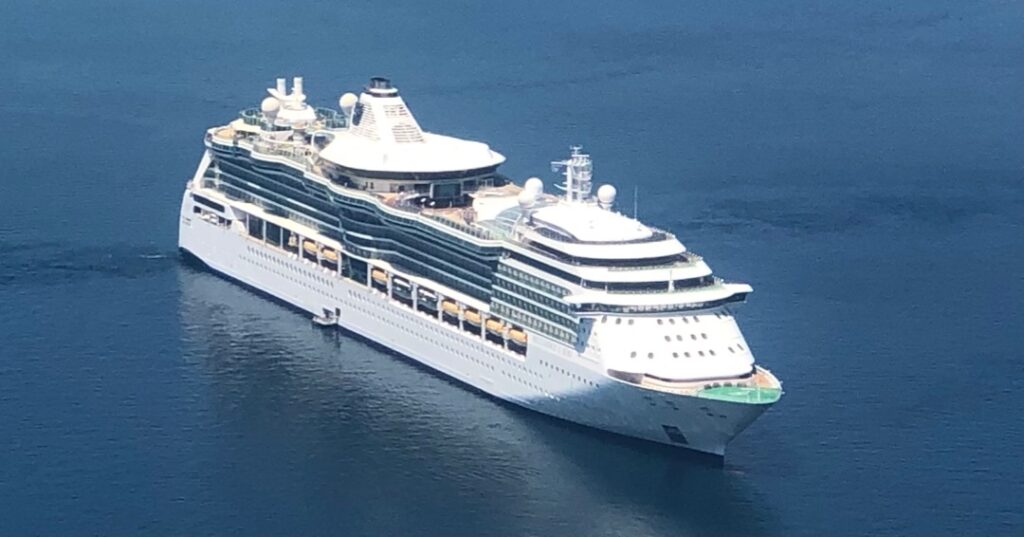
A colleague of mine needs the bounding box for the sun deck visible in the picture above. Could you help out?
[623,366,782,402]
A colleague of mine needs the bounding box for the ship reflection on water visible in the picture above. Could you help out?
[176,261,774,535]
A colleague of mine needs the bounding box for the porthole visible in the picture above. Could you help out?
[709,350,716,356]
[672,352,679,358]
[657,319,663,325]
[698,351,705,357]
[676,335,683,341]
[701,333,707,339]
[647,352,654,359]
[668,318,675,325]
[664,335,671,342]
[690,334,697,340]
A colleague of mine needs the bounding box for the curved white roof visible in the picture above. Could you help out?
[531,204,652,243]
[318,82,505,173]
[521,227,685,260]
[320,131,504,173]
[564,282,752,306]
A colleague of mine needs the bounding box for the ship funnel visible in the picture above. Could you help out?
[276,78,287,95]
[292,77,304,98]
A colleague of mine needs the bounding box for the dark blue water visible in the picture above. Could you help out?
[2,1,1022,534]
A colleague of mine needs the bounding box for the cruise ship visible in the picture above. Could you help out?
[178,76,782,456]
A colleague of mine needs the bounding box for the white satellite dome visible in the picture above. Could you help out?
[261,97,280,119]
[524,177,543,195]
[339,92,359,117]
[596,184,617,209]
[518,189,537,209]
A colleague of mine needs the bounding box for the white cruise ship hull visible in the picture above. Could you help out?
[179,189,772,456]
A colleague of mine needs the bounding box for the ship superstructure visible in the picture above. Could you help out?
[178,76,782,456]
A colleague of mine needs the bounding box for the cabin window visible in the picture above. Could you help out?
[432,182,461,200]
[247,215,264,239]
[193,194,225,213]
[265,222,283,246]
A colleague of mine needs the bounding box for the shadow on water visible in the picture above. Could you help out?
[175,259,776,535]
[0,240,178,286]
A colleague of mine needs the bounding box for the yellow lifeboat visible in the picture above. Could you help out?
[302,240,318,254]
[464,309,482,325]
[485,318,505,333]
[509,328,528,344]
[320,248,338,262]
[371,268,388,282]
[441,299,460,315]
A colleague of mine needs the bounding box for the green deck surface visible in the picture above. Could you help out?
[697,386,782,404]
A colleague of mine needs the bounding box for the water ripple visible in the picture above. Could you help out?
[0,241,178,286]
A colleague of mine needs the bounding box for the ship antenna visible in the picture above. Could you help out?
[633,184,639,219]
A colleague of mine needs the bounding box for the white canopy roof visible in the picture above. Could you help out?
[531,204,652,243]
[320,131,504,173]
[318,82,504,174]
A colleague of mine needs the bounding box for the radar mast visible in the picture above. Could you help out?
[552,146,593,204]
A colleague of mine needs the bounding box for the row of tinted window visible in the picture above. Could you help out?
[192,194,224,213]
[493,289,575,330]
[496,262,568,297]
[217,184,327,234]
[345,233,492,300]
[492,301,576,345]
[507,251,712,293]
[580,275,715,293]
[236,148,500,256]
[573,294,747,314]
[218,154,501,300]
[494,276,572,316]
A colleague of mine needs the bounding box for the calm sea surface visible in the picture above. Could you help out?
[2,1,1022,535]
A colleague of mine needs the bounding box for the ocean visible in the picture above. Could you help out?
[1,0,1022,534]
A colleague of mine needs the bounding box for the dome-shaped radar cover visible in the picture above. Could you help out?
[524,177,543,195]
[339,93,359,114]
[597,184,617,205]
[261,97,280,119]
